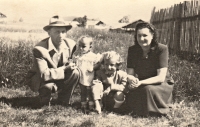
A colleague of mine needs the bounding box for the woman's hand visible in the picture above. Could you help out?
[128,78,141,90]
[127,75,138,84]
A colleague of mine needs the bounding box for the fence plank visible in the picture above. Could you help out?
[198,0,200,54]
[169,7,174,48]
[185,1,190,56]
[180,2,185,53]
[150,7,156,23]
[150,0,200,59]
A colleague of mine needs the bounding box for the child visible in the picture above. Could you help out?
[92,51,128,114]
[74,35,102,113]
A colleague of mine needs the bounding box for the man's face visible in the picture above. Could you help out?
[48,26,67,47]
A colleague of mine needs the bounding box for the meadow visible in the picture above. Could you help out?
[0,22,200,126]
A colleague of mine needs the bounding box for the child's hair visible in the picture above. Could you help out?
[102,51,123,70]
[77,35,93,48]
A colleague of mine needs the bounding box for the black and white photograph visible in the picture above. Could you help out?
[0,0,199,126]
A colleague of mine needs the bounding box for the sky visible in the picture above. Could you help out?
[0,0,185,25]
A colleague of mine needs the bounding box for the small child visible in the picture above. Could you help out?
[92,51,128,114]
[74,35,102,113]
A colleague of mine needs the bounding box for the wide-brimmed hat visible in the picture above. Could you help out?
[43,15,72,31]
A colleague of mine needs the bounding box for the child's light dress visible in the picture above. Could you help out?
[75,52,102,86]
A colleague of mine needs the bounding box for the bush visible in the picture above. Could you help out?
[0,38,34,88]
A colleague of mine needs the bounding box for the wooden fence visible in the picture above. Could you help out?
[150,0,200,59]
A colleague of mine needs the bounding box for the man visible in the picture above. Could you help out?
[26,15,80,107]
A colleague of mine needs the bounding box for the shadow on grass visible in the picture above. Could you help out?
[0,96,129,115]
[0,96,42,109]
[0,95,82,110]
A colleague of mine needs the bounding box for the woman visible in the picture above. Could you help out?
[126,22,174,117]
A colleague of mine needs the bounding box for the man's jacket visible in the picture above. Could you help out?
[25,37,76,92]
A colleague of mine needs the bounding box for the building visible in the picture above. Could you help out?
[109,22,127,33]
[86,20,106,29]
[122,19,144,31]
[0,12,7,23]
[0,12,6,18]
[109,19,145,34]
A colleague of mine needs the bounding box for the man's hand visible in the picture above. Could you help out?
[103,87,111,96]
[68,62,77,70]
[63,62,77,71]
[93,79,102,85]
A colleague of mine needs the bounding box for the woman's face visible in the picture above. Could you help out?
[136,28,153,48]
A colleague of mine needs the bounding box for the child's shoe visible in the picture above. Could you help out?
[81,106,87,114]
[95,100,102,114]
[81,101,88,114]
[88,101,95,111]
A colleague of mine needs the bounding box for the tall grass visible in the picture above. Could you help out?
[169,55,200,101]
[0,27,199,101]
[0,26,199,126]
[0,23,44,33]
[0,38,34,88]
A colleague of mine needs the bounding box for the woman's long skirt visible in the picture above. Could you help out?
[126,82,174,116]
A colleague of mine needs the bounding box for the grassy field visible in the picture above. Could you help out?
[0,23,200,126]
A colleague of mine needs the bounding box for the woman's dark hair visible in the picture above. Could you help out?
[134,22,158,48]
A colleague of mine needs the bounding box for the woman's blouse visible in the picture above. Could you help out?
[127,43,169,81]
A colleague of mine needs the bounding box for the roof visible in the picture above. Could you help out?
[87,20,105,26]
[122,19,144,29]
[0,12,6,18]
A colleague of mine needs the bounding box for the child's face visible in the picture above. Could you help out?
[104,58,118,75]
[78,39,91,54]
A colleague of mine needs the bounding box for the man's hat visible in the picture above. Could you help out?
[43,15,72,31]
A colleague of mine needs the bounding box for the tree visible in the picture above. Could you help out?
[118,16,130,23]
[82,15,87,27]
[73,15,87,27]
[19,17,23,22]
